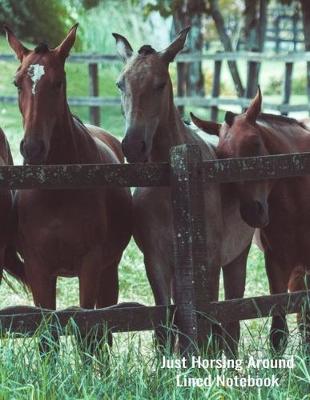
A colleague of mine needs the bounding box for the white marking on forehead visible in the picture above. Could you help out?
[27,64,45,95]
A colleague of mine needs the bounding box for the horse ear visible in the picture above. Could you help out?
[160,26,191,64]
[246,86,262,123]
[190,112,221,136]
[4,25,30,62]
[112,33,133,62]
[56,23,78,59]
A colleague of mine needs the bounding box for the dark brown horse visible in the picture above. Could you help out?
[191,88,310,352]
[4,25,132,328]
[0,128,24,284]
[113,27,254,354]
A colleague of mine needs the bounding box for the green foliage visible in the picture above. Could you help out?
[76,0,154,53]
[0,0,74,47]
[264,76,282,95]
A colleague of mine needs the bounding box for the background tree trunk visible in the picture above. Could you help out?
[300,0,310,113]
[187,11,205,96]
[243,0,268,98]
[208,0,244,97]
[172,0,205,115]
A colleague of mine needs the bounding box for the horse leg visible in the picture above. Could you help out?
[305,268,310,347]
[145,257,174,353]
[291,266,310,347]
[27,269,57,354]
[222,243,250,357]
[78,246,102,359]
[96,259,119,349]
[265,251,290,354]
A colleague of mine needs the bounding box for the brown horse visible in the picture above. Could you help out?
[113,27,254,354]
[191,88,310,352]
[0,128,24,284]
[4,25,132,334]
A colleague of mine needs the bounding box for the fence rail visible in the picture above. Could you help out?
[1,51,309,124]
[0,288,308,336]
[0,145,309,355]
[0,151,308,190]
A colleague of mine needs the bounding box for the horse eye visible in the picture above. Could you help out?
[116,81,124,91]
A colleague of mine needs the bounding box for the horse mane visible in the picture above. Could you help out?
[34,42,49,54]
[138,45,156,56]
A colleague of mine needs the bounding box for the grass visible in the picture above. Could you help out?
[0,36,309,399]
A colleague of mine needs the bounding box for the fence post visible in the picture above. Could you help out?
[275,17,280,53]
[281,62,293,116]
[211,60,222,122]
[245,61,260,100]
[170,144,218,356]
[177,62,186,116]
[306,61,310,117]
[88,63,100,126]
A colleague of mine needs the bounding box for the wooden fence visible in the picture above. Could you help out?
[0,144,309,355]
[0,51,309,125]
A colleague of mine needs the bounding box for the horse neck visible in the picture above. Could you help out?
[259,121,310,155]
[149,90,193,162]
[46,104,94,165]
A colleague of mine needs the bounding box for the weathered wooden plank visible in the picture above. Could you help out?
[0,96,121,107]
[0,95,309,114]
[88,63,100,125]
[203,290,310,323]
[0,152,309,189]
[0,163,170,189]
[245,61,260,100]
[0,304,175,336]
[282,62,293,116]
[211,60,222,121]
[2,51,310,65]
[176,51,310,63]
[203,152,310,183]
[170,145,200,354]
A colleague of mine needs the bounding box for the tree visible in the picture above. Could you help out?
[300,0,310,104]
[141,0,206,111]
[207,0,245,97]
[241,0,268,97]
[0,0,73,47]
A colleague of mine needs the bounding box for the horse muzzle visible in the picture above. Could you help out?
[20,138,47,165]
[240,200,269,228]
[121,133,147,163]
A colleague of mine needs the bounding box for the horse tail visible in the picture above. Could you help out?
[3,245,29,291]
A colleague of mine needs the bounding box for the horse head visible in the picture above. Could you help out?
[5,24,78,164]
[113,27,190,163]
[191,88,272,229]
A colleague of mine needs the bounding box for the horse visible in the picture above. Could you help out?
[4,24,132,350]
[113,27,254,355]
[191,88,310,352]
[0,128,25,286]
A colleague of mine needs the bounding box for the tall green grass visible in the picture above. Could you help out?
[0,325,309,399]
